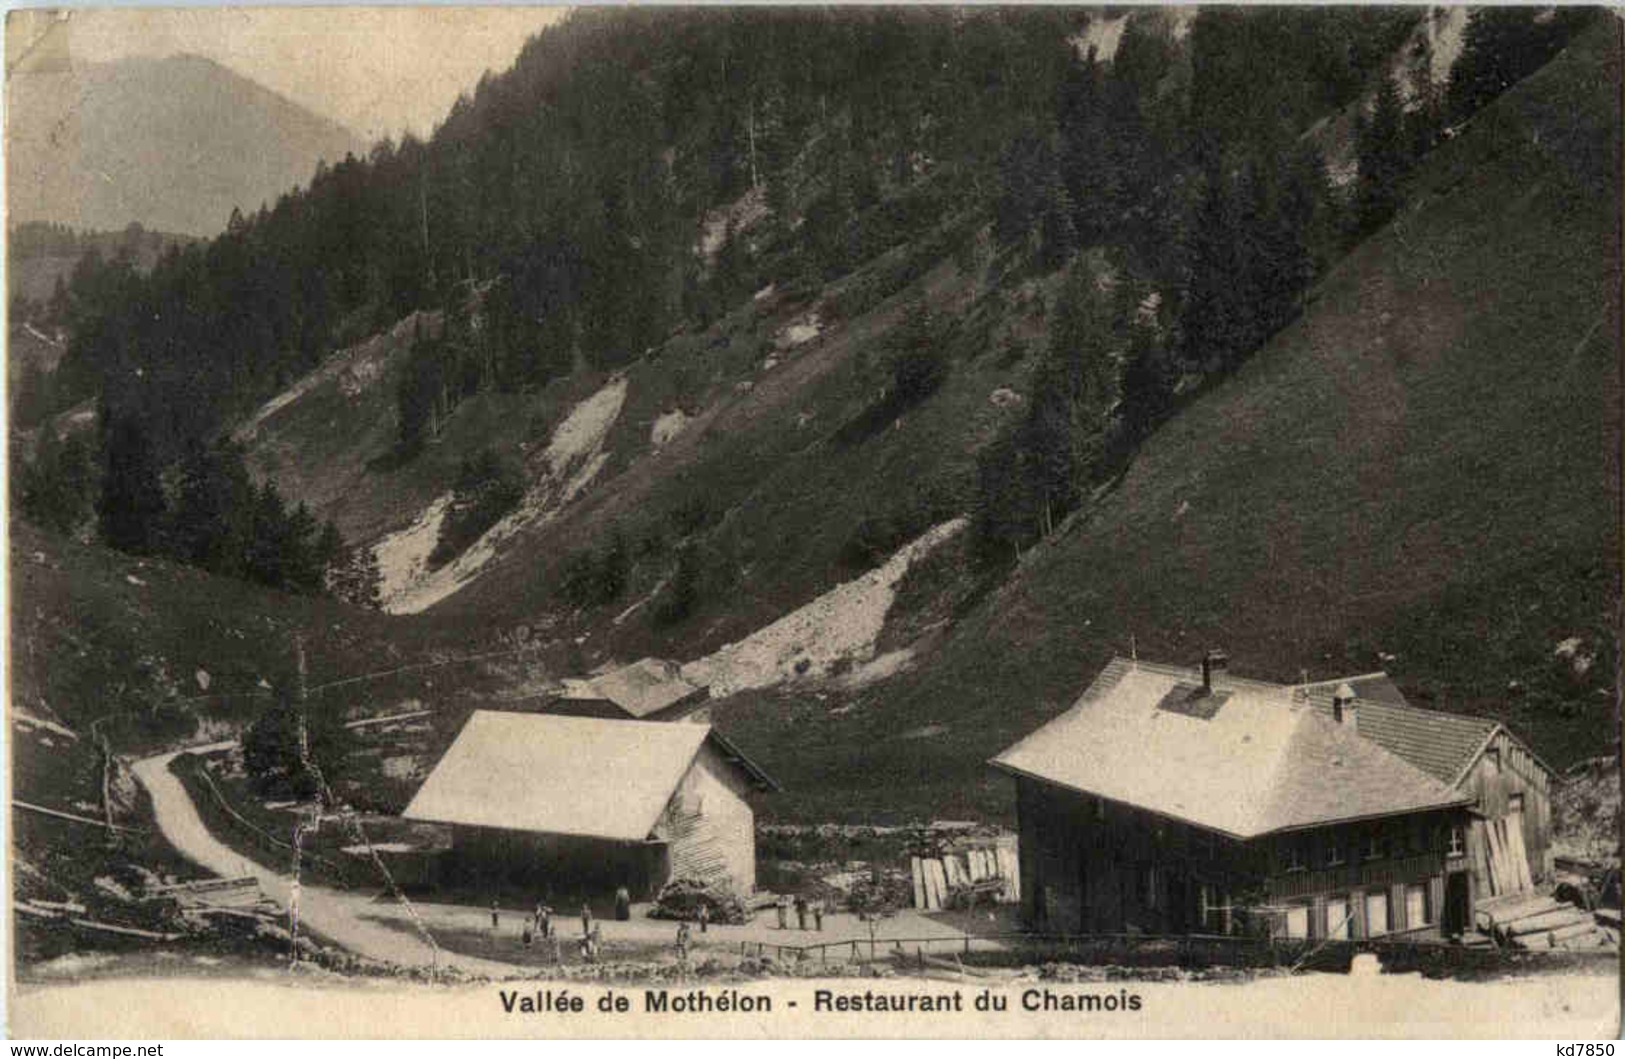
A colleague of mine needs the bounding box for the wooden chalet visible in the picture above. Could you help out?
[403,711,776,898]
[989,654,1553,943]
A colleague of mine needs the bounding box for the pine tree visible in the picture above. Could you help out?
[1447,8,1585,122]
[1179,159,1249,373]
[244,481,292,589]
[97,413,167,555]
[1354,74,1409,237]
[19,428,95,537]
[1116,310,1175,448]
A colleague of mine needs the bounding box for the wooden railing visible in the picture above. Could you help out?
[727,928,1610,974]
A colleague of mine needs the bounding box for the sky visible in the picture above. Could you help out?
[8,6,568,143]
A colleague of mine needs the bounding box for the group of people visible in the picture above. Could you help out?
[774,893,824,931]
[489,897,603,960]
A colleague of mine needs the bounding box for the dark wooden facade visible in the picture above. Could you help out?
[1458,728,1554,893]
[1015,776,1478,941]
[447,826,668,898]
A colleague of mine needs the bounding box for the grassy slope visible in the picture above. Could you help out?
[6,520,560,759]
[718,20,1622,823]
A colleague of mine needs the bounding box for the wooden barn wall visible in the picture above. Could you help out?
[449,827,665,897]
[1015,777,1478,940]
[1014,777,1266,935]
[655,742,756,895]
[1459,731,1553,888]
[1263,808,1472,940]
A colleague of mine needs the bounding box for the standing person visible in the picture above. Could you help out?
[581,901,593,939]
[490,898,500,934]
[589,924,602,961]
[794,894,808,931]
[775,895,789,930]
[615,885,631,922]
[812,897,824,932]
[539,902,553,939]
[697,903,710,934]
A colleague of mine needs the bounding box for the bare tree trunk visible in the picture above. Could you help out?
[747,99,761,190]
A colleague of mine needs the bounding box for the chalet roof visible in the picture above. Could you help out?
[402,711,774,842]
[1296,684,1498,787]
[990,658,1470,840]
[560,658,708,719]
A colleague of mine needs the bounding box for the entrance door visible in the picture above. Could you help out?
[1443,871,1472,937]
[1166,871,1189,934]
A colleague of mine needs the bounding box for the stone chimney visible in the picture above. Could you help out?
[1332,682,1358,731]
[1199,649,1229,696]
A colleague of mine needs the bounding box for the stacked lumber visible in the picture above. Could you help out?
[1476,893,1616,951]
[909,846,1020,910]
[151,876,264,909]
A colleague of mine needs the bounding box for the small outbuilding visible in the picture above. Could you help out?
[404,711,776,898]
[548,658,711,723]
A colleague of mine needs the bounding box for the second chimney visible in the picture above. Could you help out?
[1332,682,1358,731]
[1200,649,1229,695]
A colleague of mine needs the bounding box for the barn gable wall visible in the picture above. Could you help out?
[1459,729,1554,890]
[654,741,757,895]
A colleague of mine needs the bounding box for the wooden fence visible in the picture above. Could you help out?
[729,928,1608,975]
[169,753,357,888]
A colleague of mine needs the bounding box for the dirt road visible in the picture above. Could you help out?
[131,745,982,976]
[131,748,518,978]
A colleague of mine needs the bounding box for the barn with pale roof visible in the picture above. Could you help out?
[404,711,776,898]
[990,652,1550,942]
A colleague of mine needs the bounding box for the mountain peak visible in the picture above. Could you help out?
[8,51,364,236]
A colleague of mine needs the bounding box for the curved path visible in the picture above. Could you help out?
[131,748,518,978]
[132,746,981,978]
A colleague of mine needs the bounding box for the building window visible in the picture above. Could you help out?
[1447,825,1465,858]
[1364,828,1388,862]
[1326,895,1352,940]
[1283,904,1310,940]
[1325,832,1346,868]
[1405,883,1430,928]
[1365,890,1390,936]
[1282,837,1308,873]
[1508,792,1525,815]
[1486,747,1501,774]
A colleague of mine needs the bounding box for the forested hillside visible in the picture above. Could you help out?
[46,8,1446,454]
[12,7,1617,826]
